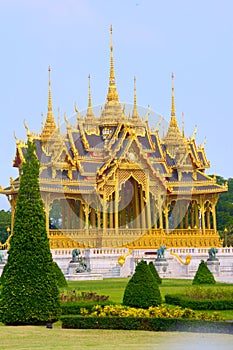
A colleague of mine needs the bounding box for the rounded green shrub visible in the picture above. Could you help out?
[192,260,216,285]
[123,260,162,309]
[148,261,162,284]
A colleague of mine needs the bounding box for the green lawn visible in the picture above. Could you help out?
[0,326,232,350]
[64,278,201,303]
[1,278,233,349]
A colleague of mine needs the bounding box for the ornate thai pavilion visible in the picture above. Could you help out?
[1,27,227,250]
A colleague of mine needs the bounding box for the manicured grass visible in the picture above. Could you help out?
[64,278,233,320]
[0,326,232,350]
[64,278,129,304]
[65,278,193,304]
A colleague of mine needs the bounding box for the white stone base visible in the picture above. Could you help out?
[65,273,103,281]
[207,260,220,276]
[1,247,233,283]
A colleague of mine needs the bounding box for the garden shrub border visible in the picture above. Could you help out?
[61,316,233,334]
[165,294,233,310]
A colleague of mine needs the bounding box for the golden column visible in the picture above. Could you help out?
[140,186,146,229]
[103,197,108,230]
[164,205,169,231]
[200,202,205,234]
[121,184,126,227]
[152,198,157,229]
[195,202,199,228]
[158,195,163,229]
[179,201,184,229]
[97,209,101,229]
[114,175,119,233]
[109,195,114,229]
[84,202,90,234]
[90,207,96,228]
[44,195,51,233]
[146,199,151,232]
[79,201,84,229]
[206,202,211,229]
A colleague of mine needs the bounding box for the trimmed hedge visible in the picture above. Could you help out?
[165,294,233,310]
[123,260,162,308]
[193,260,216,285]
[61,316,233,334]
[61,300,114,315]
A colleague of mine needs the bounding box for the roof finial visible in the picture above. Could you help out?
[171,72,176,119]
[107,25,119,102]
[86,74,94,119]
[182,112,185,137]
[168,72,179,129]
[48,66,53,114]
[88,74,92,108]
[132,76,139,119]
[57,107,60,131]
[192,125,198,140]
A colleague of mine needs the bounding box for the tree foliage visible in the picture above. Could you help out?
[213,176,233,246]
[0,140,61,325]
[0,210,11,243]
[123,260,162,308]
[192,260,216,285]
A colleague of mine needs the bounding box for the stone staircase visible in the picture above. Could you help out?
[103,264,121,278]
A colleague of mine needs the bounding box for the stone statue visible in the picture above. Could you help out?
[71,248,81,263]
[71,249,90,273]
[207,247,218,261]
[156,245,166,261]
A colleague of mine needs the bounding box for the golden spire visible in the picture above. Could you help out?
[48,66,52,114]
[88,74,92,108]
[106,25,119,102]
[132,76,139,119]
[86,74,94,119]
[182,112,185,137]
[58,107,60,131]
[41,66,57,142]
[170,72,178,127]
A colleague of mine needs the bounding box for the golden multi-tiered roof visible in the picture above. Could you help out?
[1,27,227,250]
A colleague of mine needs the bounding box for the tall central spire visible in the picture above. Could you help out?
[41,66,57,142]
[132,76,139,119]
[170,72,178,127]
[107,25,119,102]
[48,66,53,115]
[163,73,183,154]
[86,74,94,119]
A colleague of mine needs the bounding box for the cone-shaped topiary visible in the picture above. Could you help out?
[0,140,61,325]
[52,262,67,288]
[192,260,216,285]
[149,261,162,284]
[123,260,162,308]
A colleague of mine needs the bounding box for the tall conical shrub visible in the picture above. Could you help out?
[149,261,162,284]
[0,140,61,325]
[192,260,216,285]
[123,260,162,308]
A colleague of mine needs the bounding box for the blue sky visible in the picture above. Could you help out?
[0,0,233,210]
